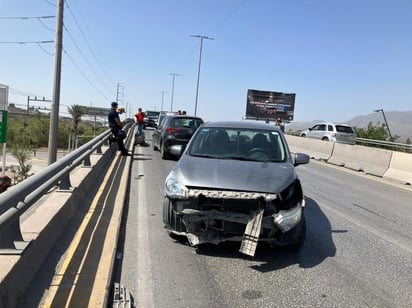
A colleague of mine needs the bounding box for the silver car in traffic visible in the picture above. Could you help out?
[300,122,356,144]
[163,121,310,256]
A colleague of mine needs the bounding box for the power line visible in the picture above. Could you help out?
[65,0,115,87]
[206,0,248,35]
[36,42,54,56]
[63,24,113,96]
[0,40,53,44]
[43,0,56,7]
[37,17,55,32]
[0,16,55,20]
[62,47,111,101]
[9,87,50,99]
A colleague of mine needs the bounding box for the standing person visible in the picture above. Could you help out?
[135,108,145,135]
[275,117,285,132]
[108,102,130,156]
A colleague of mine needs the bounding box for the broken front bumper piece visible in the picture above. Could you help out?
[180,205,303,255]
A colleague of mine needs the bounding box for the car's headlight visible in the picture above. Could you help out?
[164,169,188,199]
[273,205,302,232]
[278,180,303,210]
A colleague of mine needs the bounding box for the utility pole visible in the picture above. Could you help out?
[116,83,124,105]
[48,0,64,165]
[168,73,180,112]
[191,35,214,116]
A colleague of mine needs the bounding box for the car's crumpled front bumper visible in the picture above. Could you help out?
[164,186,304,256]
[180,204,302,244]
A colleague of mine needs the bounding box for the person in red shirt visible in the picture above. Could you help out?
[135,108,145,135]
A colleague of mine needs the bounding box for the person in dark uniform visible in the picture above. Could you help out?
[108,101,130,156]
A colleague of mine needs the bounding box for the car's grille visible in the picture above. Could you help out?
[198,196,262,214]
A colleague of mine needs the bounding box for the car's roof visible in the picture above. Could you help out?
[165,115,203,120]
[201,120,283,132]
[313,122,353,127]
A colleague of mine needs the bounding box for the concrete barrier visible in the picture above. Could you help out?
[383,152,412,185]
[327,143,392,177]
[285,135,334,160]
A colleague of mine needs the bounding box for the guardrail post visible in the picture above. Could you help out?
[83,154,92,167]
[96,145,103,154]
[0,207,31,254]
[59,173,72,191]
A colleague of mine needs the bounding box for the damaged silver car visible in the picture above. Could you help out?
[163,121,310,256]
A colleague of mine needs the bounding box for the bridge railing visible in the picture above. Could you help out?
[0,123,132,254]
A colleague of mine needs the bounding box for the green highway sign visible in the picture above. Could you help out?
[0,110,8,143]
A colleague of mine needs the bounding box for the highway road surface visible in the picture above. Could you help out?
[118,130,412,308]
[16,131,412,307]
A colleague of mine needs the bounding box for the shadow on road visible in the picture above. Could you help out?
[175,196,337,271]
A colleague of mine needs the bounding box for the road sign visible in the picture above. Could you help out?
[0,110,8,143]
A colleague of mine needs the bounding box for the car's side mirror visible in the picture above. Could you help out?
[294,153,310,166]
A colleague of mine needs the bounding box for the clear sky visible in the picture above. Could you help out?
[1,0,412,123]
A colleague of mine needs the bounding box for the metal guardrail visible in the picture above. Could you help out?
[0,123,132,254]
[355,137,412,152]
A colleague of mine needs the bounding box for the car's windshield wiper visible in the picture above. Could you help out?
[220,155,253,161]
[190,153,218,159]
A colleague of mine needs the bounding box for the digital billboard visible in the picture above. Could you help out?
[245,89,295,122]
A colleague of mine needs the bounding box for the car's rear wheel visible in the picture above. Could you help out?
[153,138,158,151]
[160,141,170,159]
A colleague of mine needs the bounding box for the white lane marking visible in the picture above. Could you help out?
[136,147,155,308]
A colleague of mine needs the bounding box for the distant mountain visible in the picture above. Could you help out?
[286,111,412,142]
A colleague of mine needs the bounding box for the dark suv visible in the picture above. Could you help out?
[144,110,160,129]
[152,115,204,159]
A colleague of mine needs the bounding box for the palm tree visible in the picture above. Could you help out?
[67,105,86,150]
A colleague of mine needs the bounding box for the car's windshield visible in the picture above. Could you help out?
[145,111,160,117]
[169,117,203,128]
[189,127,286,162]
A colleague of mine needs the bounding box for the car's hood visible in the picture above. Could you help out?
[176,155,297,193]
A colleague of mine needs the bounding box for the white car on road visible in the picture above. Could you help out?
[301,122,356,144]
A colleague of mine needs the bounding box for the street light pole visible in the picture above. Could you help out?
[374,108,393,141]
[160,91,166,112]
[168,73,180,112]
[191,35,214,116]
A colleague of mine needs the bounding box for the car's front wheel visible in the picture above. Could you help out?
[286,215,306,251]
[273,214,306,252]
[163,199,185,233]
